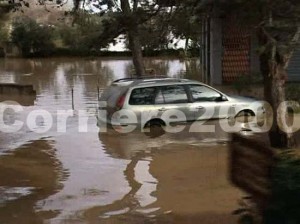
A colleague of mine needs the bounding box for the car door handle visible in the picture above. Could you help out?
[196,106,204,110]
[158,108,167,112]
[231,104,237,108]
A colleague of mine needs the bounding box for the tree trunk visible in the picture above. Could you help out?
[120,0,145,77]
[259,51,297,149]
[184,37,189,57]
[128,27,146,77]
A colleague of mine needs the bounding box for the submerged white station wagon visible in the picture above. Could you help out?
[97,77,265,129]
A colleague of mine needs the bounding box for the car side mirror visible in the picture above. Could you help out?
[216,95,227,102]
[221,95,228,101]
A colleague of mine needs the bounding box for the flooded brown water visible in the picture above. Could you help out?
[0,57,248,224]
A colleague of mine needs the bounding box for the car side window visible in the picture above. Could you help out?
[155,85,188,104]
[189,85,221,102]
[155,90,164,104]
[129,87,156,105]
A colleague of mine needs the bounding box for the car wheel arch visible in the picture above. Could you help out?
[144,118,166,128]
[235,109,255,118]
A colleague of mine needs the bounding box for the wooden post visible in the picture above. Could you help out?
[97,86,100,101]
[71,88,74,110]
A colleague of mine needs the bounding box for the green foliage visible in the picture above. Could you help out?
[239,215,254,224]
[0,13,9,45]
[58,25,81,49]
[138,14,170,52]
[286,84,300,113]
[0,22,8,44]
[187,40,201,57]
[286,83,300,102]
[264,152,300,224]
[232,73,263,95]
[59,12,119,52]
[170,5,202,43]
[0,1,14,14]
[169,3,203,55]
[11,17,55,57]
[183,59,202,80]
[49,47,180,57]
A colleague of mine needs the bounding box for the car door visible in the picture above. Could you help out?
[188,84,232,120]
[127,86,158,126]
[154,85,194,124]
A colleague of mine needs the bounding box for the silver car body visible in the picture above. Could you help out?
[97,78,265,127]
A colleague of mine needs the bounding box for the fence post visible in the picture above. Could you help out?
[72,88,74,110]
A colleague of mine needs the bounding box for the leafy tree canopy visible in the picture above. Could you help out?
[11,16,55,56]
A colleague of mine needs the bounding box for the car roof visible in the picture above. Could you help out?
[111,77,204,88]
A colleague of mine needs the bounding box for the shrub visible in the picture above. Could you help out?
[286,83,300,102]
[236,152,300,224]
[11,17,55,57]
[232,73,262,95]
[264,152,300,224]
[285,84,300,113]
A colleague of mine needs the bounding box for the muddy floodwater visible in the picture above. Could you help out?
[0,57,247,224]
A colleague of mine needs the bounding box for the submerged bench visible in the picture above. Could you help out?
[0,83,36,95]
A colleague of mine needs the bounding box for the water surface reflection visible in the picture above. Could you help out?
[0,57,242,224]
[0,139,65,223]
[80,123,242,223]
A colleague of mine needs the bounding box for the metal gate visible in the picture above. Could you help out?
[222,17,251,83]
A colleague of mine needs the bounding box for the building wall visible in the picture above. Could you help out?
[209,11,261,85]
[210,10,223,85]
[250,34,260,75]
[287,49,300,82]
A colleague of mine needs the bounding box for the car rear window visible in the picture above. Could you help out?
[129,87,156,105]
[100,86,128,108]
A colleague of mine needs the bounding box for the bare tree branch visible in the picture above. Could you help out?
[133,0,138,12]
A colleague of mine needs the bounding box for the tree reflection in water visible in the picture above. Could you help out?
[0,139,66,223]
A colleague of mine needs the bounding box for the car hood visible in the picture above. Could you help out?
[227,95,259,103]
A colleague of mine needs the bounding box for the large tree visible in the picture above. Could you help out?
[73,0,167,76]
